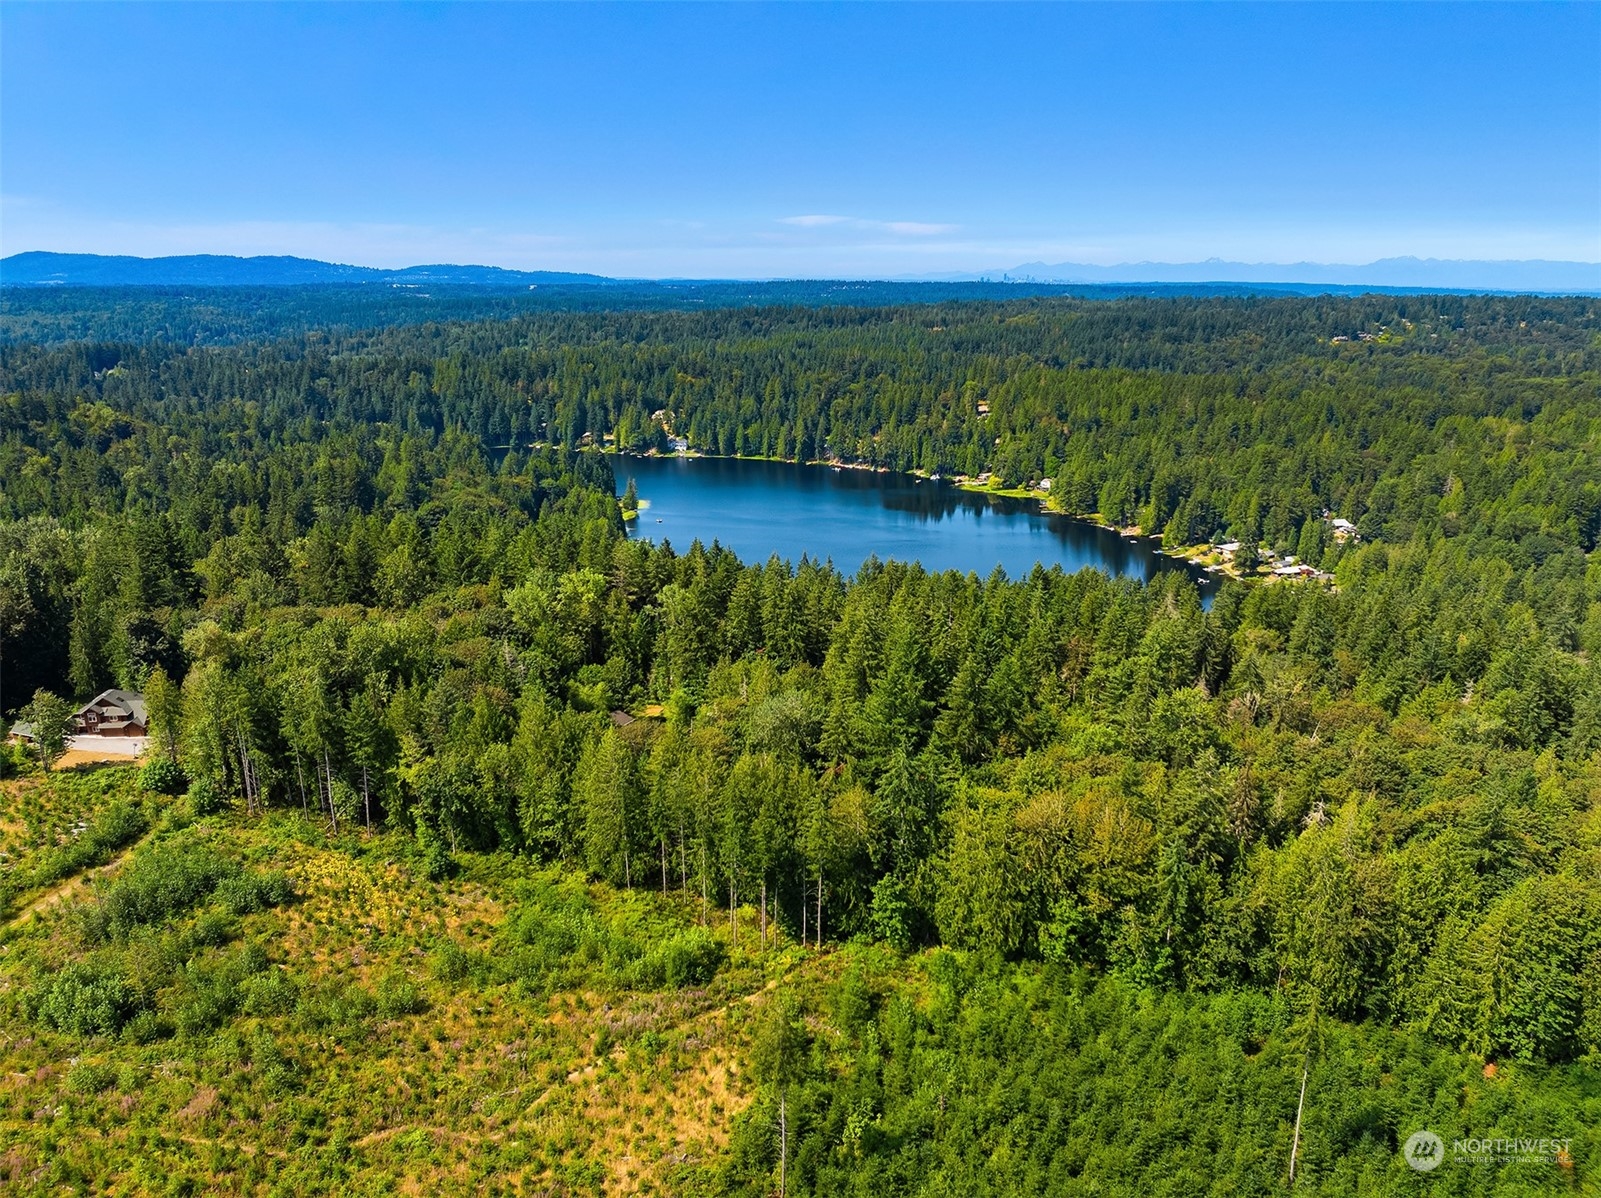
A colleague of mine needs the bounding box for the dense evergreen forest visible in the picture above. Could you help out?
[1,290,1598,1194]
[0,277,1505,347]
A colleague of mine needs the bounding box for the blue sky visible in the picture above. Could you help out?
[3,2,1597,277]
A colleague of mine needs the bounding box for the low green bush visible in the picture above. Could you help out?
[188,909,237,947]
[64,1062,118,1095]
[296,981,377,1032]
[80,840,238,941]
[375,972,427,1018]
[429,940,475,984]
[215,869,294,915]
[33,962,142,1037]
[172,942,270,1037]
[239,969,300,1017]
[185,776,224,817]
[659,928,725,988]
[137,758,188,796]
[629,928,726,989]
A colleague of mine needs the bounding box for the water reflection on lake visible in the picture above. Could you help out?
[608,455,1216,601]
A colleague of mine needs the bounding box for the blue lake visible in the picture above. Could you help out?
[608,455,1217,599]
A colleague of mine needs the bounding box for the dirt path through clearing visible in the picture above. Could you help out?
[5,846,134,929]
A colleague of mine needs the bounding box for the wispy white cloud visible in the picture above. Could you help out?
[779,214,958,236]
[780,214,853,228]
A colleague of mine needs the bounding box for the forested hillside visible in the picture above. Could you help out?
[1,292,1598,1194]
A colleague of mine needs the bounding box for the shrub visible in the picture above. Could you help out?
[34,962,141,1036]
[138,758,188,796]
[249,1030,300,1094]
[297,981,376,1032]
[375,972,427,1018]
[633,1029,666,1061]
[65,1062,118,1095]
[123,1010,170,1044]
[330,779,361,827]
[661,928,726,988]
[215,869,294,915]
[429,940,474,984]
[0,739,31,778]
[833,967,874,1035]
[188,910,236,947]
[186,776,224,816]
[173,942,270,1036]
[239,970,299,1017]
[88,801,150,856]
[175,985,236,1037]
[418,830,454,882]
[81,840,238,941]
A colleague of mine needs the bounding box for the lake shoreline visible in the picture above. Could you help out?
[600,447,1230,591]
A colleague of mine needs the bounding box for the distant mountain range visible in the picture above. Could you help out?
[3,250,1597,294]
[0,252,612,288]
[945,256,1601,294]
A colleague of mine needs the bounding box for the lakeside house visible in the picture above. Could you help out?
[1273,562,1334,583]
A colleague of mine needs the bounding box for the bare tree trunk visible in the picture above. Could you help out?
[761,880,768,947]
[1289,1044,1310,1184]
[778,1090,788,1198]
[236,731,258,816]
[816,876,823,949]
[679,833,688,891]
[362,764,371,829]
[700,842,708,926]
[323,749,337,834]
[801,875,807,944]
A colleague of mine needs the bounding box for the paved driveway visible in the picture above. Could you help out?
[65,735,147,759]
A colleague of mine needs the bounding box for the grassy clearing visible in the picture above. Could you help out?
[0,765,165,924]
[0,769,833,1196]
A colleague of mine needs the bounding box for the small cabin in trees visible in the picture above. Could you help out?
[73,689,148,737]
[1327,517,1360,543]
